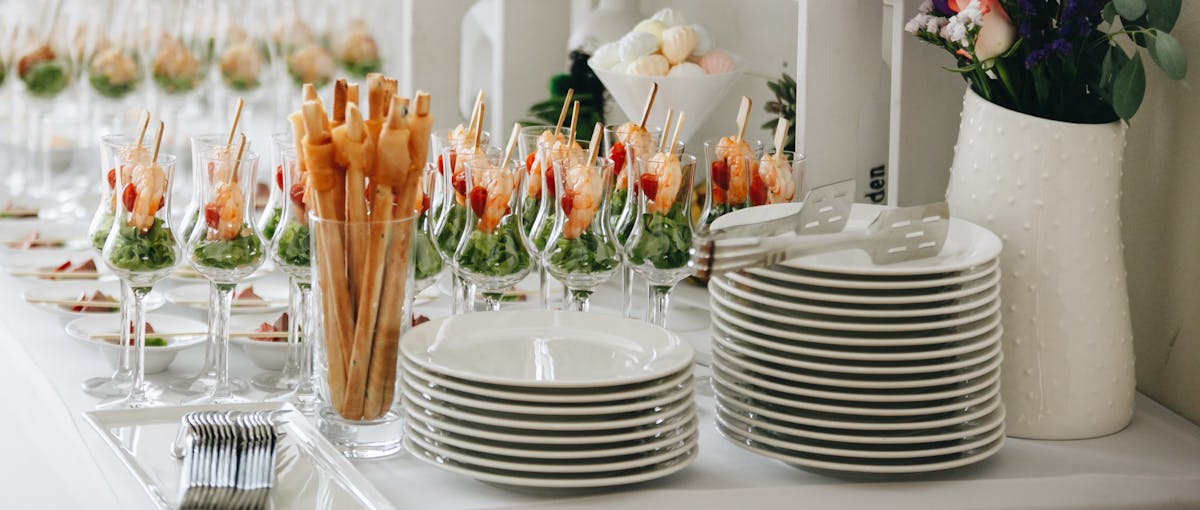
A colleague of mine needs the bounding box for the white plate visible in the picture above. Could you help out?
[0,219,87,250]
[712,346,1002,390]
[409,415,698,460]
[406,423,698,474]
[405,436,698,489]
[718,402,1006,445]
[229,312,292,370]
[402,310,694,388]
[23,280,164,316]
[725,268,1002,305]
[713,316,1002,362]
[713,332,1002,375]
[744,259,997,291]
[711,303,1001,348]
[403,385,695,431]
[711,358,1001,404]
[403,395,696,446]
[404,369,690,416]
[710,203,1002,276]
[404,361,693,404]
[166,281,288,313]
[712,274,1000,319]
[0,249,114,280]
[65,314,207,374]
[711,289,1002,333]
[717,422,1003,474]
[84,402,395,510]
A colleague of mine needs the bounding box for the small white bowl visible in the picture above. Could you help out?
[230,313,291,371]
[65,314,207,374]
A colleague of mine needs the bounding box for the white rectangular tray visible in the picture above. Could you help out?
[84,402,394,510]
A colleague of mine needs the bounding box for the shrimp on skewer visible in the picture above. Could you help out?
[713,136,756,205]
[203,155,245,241]
[470,161,516,234]
[755,153,797,205]
[610,122,653,190]
[126,160,167,232]
[642,151,682,214]
[561,159,602,239]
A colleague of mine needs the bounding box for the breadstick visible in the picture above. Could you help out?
[332,79,348,128]
[301,99,351,413]
[365,73,386,146]
[406,92,432,173]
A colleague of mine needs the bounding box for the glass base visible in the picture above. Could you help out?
[251,371,300,392]
[183,392,253,406]
[84,377,163,399]
[270,389,318,416]
[317,407,405,459]
[96,389,172,409]
[693,375,715,398]
[168,372,249,394]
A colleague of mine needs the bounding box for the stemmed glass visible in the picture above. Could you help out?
[331,16,381,79]
[603,125,660,318]
[624,152,696,328]
[264,145,316,412]
[99,137,179,408]
[214,2,273,102]
[411,163,445,294]
[84,0,141,105]
[184,141,266,404]
[543,151,619,312]
[259,133,289,243]
[454,151,533,311]
[515,125,556,309]
[750,150,806,207]
[431,129,489,314]
[147,1,209,103]
[700,139,763,226]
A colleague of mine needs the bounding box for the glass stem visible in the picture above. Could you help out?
[481,292,503,312]
[450,273,462,315]
[560,285,569,309]
[647,284,674,328]
[115,280,134,380]
[465,281,476,313]
[620,265,634,319]
[199,286,219,377]
[296,282,315,395]
[537,263,549,310]
[279,276,304,384]
[568,289,592,313]
[211,282,236,399]
[127,286,151,404]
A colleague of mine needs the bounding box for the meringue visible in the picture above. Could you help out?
[651,8,688,28]
[618,30,658,62]
[626,54,669,77]
[591,42,620,70]
[667,62,704,77]
[633,19,666,42]
[660,25,697,65]
[689,23,715,56]
[699,49,737,74]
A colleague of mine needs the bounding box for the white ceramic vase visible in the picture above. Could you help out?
[946,89,1135,440]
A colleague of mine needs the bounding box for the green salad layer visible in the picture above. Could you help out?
[153,72,199,94]
[91,212,115,251]
[628,201,692,270]
[89,73,137,99]
[342,58,381,78]
[548,231,619,274]
[275,222,310,268]
[412,228,443,281]
[456,218,530,277]
[23,61,69,97]
[192,229,263,269]
[435,203,467,255]
[106,218,177,272]
[608,188,634,244]
[261,207,282,240]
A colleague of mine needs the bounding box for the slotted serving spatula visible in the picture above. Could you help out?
[692,202,951,278]
[707,179,855,240]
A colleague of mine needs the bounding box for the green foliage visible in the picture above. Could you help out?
[106,218,177,272]
[761,71,796,153]
[522,51,606,140]
[275,221,311,268]
[455,217,531,278]
[629,201,692,270]
[22,60,69,98]
[192,229,263,269]
[548,230,619,274]
[261,207,282,240]
[411,228,443,281]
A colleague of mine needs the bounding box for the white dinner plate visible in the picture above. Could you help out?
[402,385,695,431]
[710,203,1002,276]
[711,274,1000,319]
[718,402,1006,445]
[712,333,1002,375]
[405,436,698,489]
[711,289,1002,333]
[712,371,1000,417]
[401,310,694,388]
[715,387,1003,432]
[403,361,693,404]
[23,280,164,316]
[408,416,699,460]
[712,346,1002,390]
[717,422,1003,474]
[403,369,691,416]
[0,249,114,280]
[711,303,1001,348]
[65,313,206,374]
[166,281,288,313]
[724,268,1002,305]
[744,259,997,291]
[405,423,699,474]
[0,219,87,250]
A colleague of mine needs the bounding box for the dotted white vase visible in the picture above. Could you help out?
[946,89,1135,440]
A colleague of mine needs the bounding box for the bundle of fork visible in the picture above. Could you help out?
[172,410,286,509]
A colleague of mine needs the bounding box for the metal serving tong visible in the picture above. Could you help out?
[171,410,288,510]
[691,202,951,279]
[707,179,855,240]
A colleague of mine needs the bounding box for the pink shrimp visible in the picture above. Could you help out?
[714,136,757,204]
[561,161,602,239]
[127,161,166,232]
[643,152,682,214]
[469,162,515,234]
[757,154,797,205]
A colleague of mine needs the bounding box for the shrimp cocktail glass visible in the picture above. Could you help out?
[603,123,661,318]
[625,151,697,328]
[184,141,266,404]
[215,4,272,100]
[544,149,620,312]
[98,144,179,409]
[83,134,146,398]
[454,151,533,312]
[259,133,291,242]
[150,33,207,99]
[701,138,763,227]
[431,127,490,314]
[751,150,805,207]
[411,163,444,294]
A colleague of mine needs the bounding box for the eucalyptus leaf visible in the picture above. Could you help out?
[1145,0,1182,31]
[1102,2,1118,23]
[1112,54,1146,121]
[1114,0,1147,20]
[1149,31,1187,79]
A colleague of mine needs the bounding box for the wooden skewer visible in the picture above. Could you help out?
[638,83,658,130]
[167,298,277,307]
[135,111,151,147]
[467,89,484,139]
[657,109,674,153]
[151,121,164,163]
[501,122,520,168]
[9,270,101,279]
[230,133,247,176]
[473,102,485,150]
[668,112,685,158]
[226,98,245,148]
[734,96,752,144]
[90,331,291,340]
[554,88,574,136]
[773,117,788,158]
[585,122,602,168]
[27,298,121,308]
[567,101,580,145]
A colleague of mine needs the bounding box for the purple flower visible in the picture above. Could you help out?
[932,0,955,16]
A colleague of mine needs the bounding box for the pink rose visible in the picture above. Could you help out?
[974,0,1015,60]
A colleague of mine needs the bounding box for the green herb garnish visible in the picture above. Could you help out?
[628,201,692,270]
[223,73,260,91]
[455,218,530,278]
[275,221,310,268]
[89,73,137,99]
[342,57,381,78]
[145,337,167,347]
[548,230,618,274]
[153,71,199,94]
[261,207,282,240]
[22,61,69,98]
[192,229,263,269]
[106,218,177,272]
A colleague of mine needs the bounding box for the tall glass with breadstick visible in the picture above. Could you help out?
[308,91,428,458]
[98,123,179,409]
[183,136,266,405]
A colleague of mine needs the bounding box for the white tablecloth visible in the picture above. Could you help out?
[2,268,1200,510]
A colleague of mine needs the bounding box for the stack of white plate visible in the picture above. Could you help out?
[707,203,1005,475]
[400,310,698,489]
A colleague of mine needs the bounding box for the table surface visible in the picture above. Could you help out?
[2,255,1200,510]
